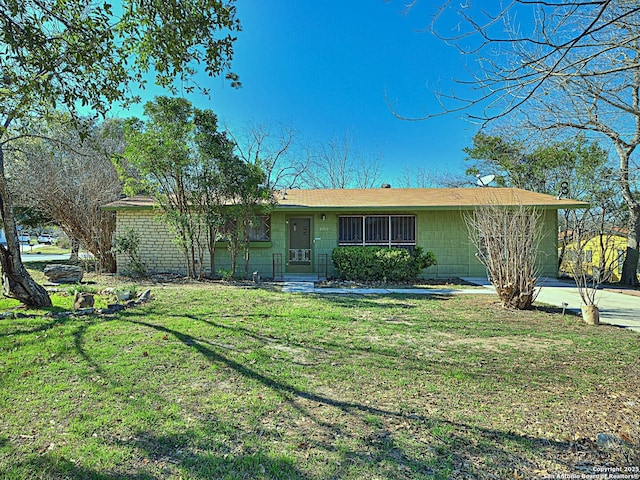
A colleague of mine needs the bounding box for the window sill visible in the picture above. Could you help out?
[215,241,272,248]
[337,243,417,247]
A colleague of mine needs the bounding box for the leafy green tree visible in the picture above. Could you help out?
[464,133,613,199]
[464,134,525,188]
[124,97,206,278]
[192,109,237,275]
[217,158,272,278]
[465,133,618,269]
[0,0,240,305]
[123,96,272,279]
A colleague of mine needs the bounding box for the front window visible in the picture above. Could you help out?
[391,215,416,243]
[339,215,416,247]
[338,216,363,244]
[365,216,389,244]
[248,216,271,241]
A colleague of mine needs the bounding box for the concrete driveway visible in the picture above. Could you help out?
[22,253,71,263]
[464,277,640,332]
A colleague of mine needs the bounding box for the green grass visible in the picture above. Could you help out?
[21,245,71,255]
[0,281,638,479]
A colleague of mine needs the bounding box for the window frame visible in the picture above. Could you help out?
[584,249,593,264]
[247,215,271,242]
[338,215,416,247]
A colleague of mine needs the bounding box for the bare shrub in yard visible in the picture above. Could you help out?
[465,204,543,309]
[563,209,621,307]
[7,116,123,273]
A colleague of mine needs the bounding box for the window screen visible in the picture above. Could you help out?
[338,215,415,247]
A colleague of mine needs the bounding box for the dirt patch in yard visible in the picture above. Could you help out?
[446,336,574,353]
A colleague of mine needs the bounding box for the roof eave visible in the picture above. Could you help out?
[275,203,590,211]
[102,204,157,211]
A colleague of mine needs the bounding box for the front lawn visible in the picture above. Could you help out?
[0,282,638,479]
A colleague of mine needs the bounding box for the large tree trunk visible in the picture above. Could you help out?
[618,141,640,287]
[0,148,52,307]
[97,211,116,273]
[620,205,640,286]
[0,247,52,306]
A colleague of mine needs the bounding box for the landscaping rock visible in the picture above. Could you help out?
[596,433,626,449]
[107,303,126,312]
[137,289,152,303]
[44,264,83,284]
[115,290,131,302]
[73,292,95,310]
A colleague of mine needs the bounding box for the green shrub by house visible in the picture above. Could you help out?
[332,246,436,282]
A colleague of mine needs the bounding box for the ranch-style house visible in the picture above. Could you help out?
[102,187,588,279]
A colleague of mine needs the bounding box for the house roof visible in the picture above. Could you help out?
[276,187,588,210]
[102,187,589,211]
[103,196,158,210]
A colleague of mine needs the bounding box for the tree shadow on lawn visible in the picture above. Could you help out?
[2,299,622,478]
[115,315,615,477]
[0,315,73,339]
[1,441,308,480]
[0,420,617,479]
[0,454,156,480]
[3,308,620,478]
[313,293,452,309]
[532,304,581,317]
[109,430,310,479]
[160,310,426,367]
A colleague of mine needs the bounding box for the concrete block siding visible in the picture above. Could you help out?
[114,207,560,280]
[115,210,275,277]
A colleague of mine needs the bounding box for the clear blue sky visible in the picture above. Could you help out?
[117,1,484,185]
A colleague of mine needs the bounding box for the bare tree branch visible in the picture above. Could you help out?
[302,133,382,189]
[229,122,307,190]
[391,0,640,285]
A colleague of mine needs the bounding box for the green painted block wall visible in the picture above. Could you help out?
[115,210,281,278]
[115,207,559,279]
[415,209,558,279]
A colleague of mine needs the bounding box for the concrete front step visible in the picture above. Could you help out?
[282,274,322,282]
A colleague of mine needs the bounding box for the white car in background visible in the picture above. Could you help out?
[38,234,54,245]
[18,234,30,245]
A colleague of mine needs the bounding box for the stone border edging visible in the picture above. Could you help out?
[0,289,152,320]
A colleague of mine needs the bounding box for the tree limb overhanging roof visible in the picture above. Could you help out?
[102,187,589,211]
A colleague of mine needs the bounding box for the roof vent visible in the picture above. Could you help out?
[381,183,391,188]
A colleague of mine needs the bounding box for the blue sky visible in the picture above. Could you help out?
[118,1,484,186]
